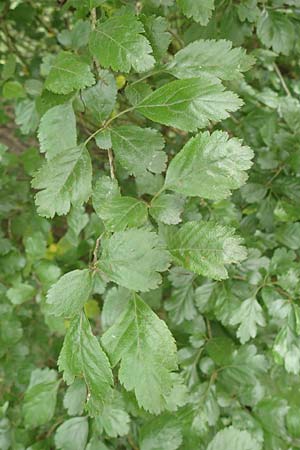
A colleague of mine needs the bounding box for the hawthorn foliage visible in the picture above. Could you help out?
[1,0,300,449]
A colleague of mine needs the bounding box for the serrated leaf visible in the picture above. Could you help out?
[98,229,170,292]
[7,283,35,305]
[141,15,171,60]
[81,70,117,123]
[92,176,148,231]
[110,125,166,176]
[257,10,295,55]
[102,293,178,414]
[219,345,268,389]
[140,414,182,450]
[38,103,76,160]
[45,51,95,94]
[177,0,214,25]
[207,426,261,450]
[164,221,247,280]
[137,77,243,132]
[46,269,93,317]
[168,39,254,81]
[273,305,300,374]
[164,131,253,200]
[63,379,87,416]
[230,298,266,344]
[89,14,155,73]
[32,145,92,217]
[58,313,113,415]
[150,193,185,225]
[55,417,88,450]
[165,268,196,324]
[23,368,59,429]
[94,391,130,438]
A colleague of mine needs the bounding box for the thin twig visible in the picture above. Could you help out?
[273,63,291,96]
[92,233,103,266]
[83,107,134,146]
[90,8,101,76]
[107,148,116,179]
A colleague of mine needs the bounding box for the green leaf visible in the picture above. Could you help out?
[2,81,26,99]
[137,77,243,132]
[164,221,247,280]
[23,368,59,429]
[168,39,254,81]
[141,15,171,60]
[140,414,182,450]
[81,70,117,123]
[110,125,166,176]
[45,51,95,94]
[15,99,39,135]
[102,293,178,414]
[38,103,77,160]
[164,131,253,200]
[58,313,113,415]
[257,11,295,55]
[207,426,261,450]
[46,269,93,317]
[98,229,170,292]
[230,298,266,344]
[219,345,268,391]
[32,144,92,217]
[57,20,91,50]
[89,13,155,73]
[150,193,185,225]
[94,391,130,438]
[63,380,87,416]
[276,223,300,250]
[273,305,300,374]
[55,417,88,450]
[165,267,197,324]
[7,283,35,305]
[177,0,215,25]
[92,176,148,232]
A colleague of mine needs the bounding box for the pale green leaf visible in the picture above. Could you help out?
[89,14,155,73]
[92,176,148,231]
[102,294,178,414]
[168,39,254,81]
[150,194,185,225]
[32,145,92,217]
[110,125,166,176]
[177,0,215,25]
[207,426,261,450]
[257,11,295,55]
[141,15,171,60]
[164,221,247,280]
[45,51,95,94]
[23,368,59,429]
[81,70,117,123]
[58,313,113,415]
[94,391,130,438]
[140,414,182,450]
[7,283,35,305]
[46,269,93,317]
[273,305,300,374]
[38,103,77,160]
[230,298,266,344]
[63,380,87,416]
[137,77,243,132]
[98,229,170,292]
[55,417,88,450]
[165,131,253,200]
[165,268,196,324]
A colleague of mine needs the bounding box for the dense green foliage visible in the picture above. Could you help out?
[1,0,300,448]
